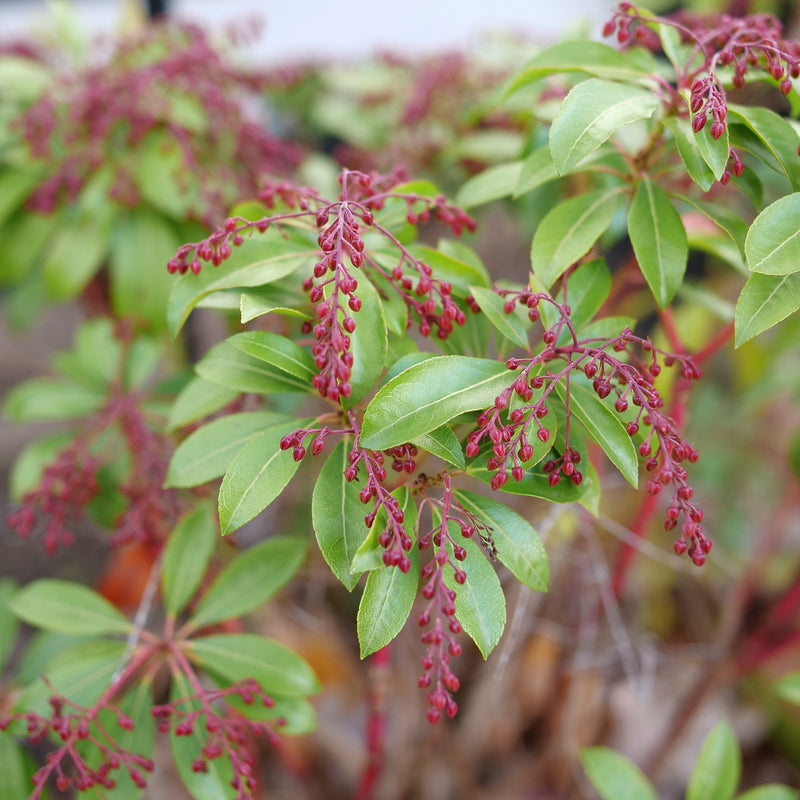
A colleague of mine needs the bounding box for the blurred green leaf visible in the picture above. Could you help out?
[687,720,740,800]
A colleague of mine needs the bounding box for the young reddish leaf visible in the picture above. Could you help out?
[580,747,659,800]
[162,506,217,618]
[188,536,307,629]
[687,720,741,800]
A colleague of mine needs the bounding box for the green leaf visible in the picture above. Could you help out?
[217,418,311,535]
[3,378,104,422]
[467,462,589,503]
[188,536,307,629]
[43,217,113,300]
[166,376,238,431]
[628,178,688,308]
[166,412,295,488]
[110,208,181,329]
[687,720,741,800]
[195,340,311,394]
[556,379,638,486]
[549,79,660,174]
[745,193,800,275]
[695,116,730,180]
[167,230,315,337]
[531,188,622,289]
[675,194,748,255]
[663,116,715,192]
[345,274,388,406]
[187,634,320,696]
[412,426,465,469]
[455,162,523,209]
[436,239,491,287]
[162,507,218,618]
[8,430,74,502]
[360,356,511,450]
[312,440,370,591]
[454,491,548,591]
[564,258,611,332]
[51,319,121,391]
[737,787,799,800]
[468,285,529,349]
[514,146,559,197]
[580,747,659,800]
[506,41,656,94]
[0,730,30,800]
[734,272,800,346]
[442,525,505,659]
[357,546,420,658]
[228,331,316,381]
[0,579,20,672]
[10,579,131,636]
[773,671,800,705]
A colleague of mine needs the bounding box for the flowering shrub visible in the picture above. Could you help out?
[2,3,800,798]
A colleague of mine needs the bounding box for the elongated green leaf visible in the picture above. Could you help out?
[357,545,420,658]
[454,491,548,591]
[773,671,800,705]
[468,285,529,349]
[455,162,523,209]
[0,168,43,228]
[580,747,659,800]
[514,145,559,197]
[10,580,131,636]
[187,634,320,696]
[675,194,748,255]
[695,117,730,180]
[531,188,622,289]
[346,274,388,406]
[3,378,105,422]
[188,536,307,629]
[506,41,656,96]
[312,440,369,591]
[360,356,510,450]
[745,193,800,275]
[663,116,715,192]
[162,507,217,617]
[166,412,294,488]
[229,331,316,380]
[734,272,800,346]
[628,178,688,308]
[437,239,491,287]
[167,230,315,337]
[0,579,20,672]
[218,418,311,535]
[564,258,611,333]
[412,426,465,469]
[687,720,741,800]
[737,787,799,800]
[550,79,660,174]
[196,340,312,394]
[442,525,505,659]
[556,379,638,486]
[166,376,238,431]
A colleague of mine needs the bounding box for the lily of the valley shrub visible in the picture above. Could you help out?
[3,3,800,798]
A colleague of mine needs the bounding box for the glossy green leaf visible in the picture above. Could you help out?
[218,418,311,535]
[550,79,660,174]
[412,426,465,469]
[556,379,638,486]
[442,524,505,659]
[663,116,715,192]
[531,188,622,289]
[580,747,659,800]
[454,491,548,591]
[187,633,320,696]
[10,579,131,636]
[360,356,510,450]
[166,412,295,488]
[687,720,741,800]
[357,544,420,658]
[773,671,800,705]
[628,178,688,308]
[166,376,238,431]
[468,285,529,349]
[240,291,310,324]
[188,536,307,629]
[745,194,800,275]
[0,579,20,672]
[737,787,799,800]
[506,41,656,95]
[312,440,369,591]
[229,331,316,381]
[162,507,217,617]
[695,116,730,180]
[195,340,311,394]
[346,274,388,406]
[167,230,315,337]
[564,258,612,332]
[734,272,800,347]
[514,145,559,197]
[3,378,105,422]
[455,161,523,209]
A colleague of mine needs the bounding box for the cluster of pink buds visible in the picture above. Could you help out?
[688,76,728,140]
[280,425,340,461]
[1,695,154,797]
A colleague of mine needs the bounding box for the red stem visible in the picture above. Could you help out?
[355,645,391,800]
